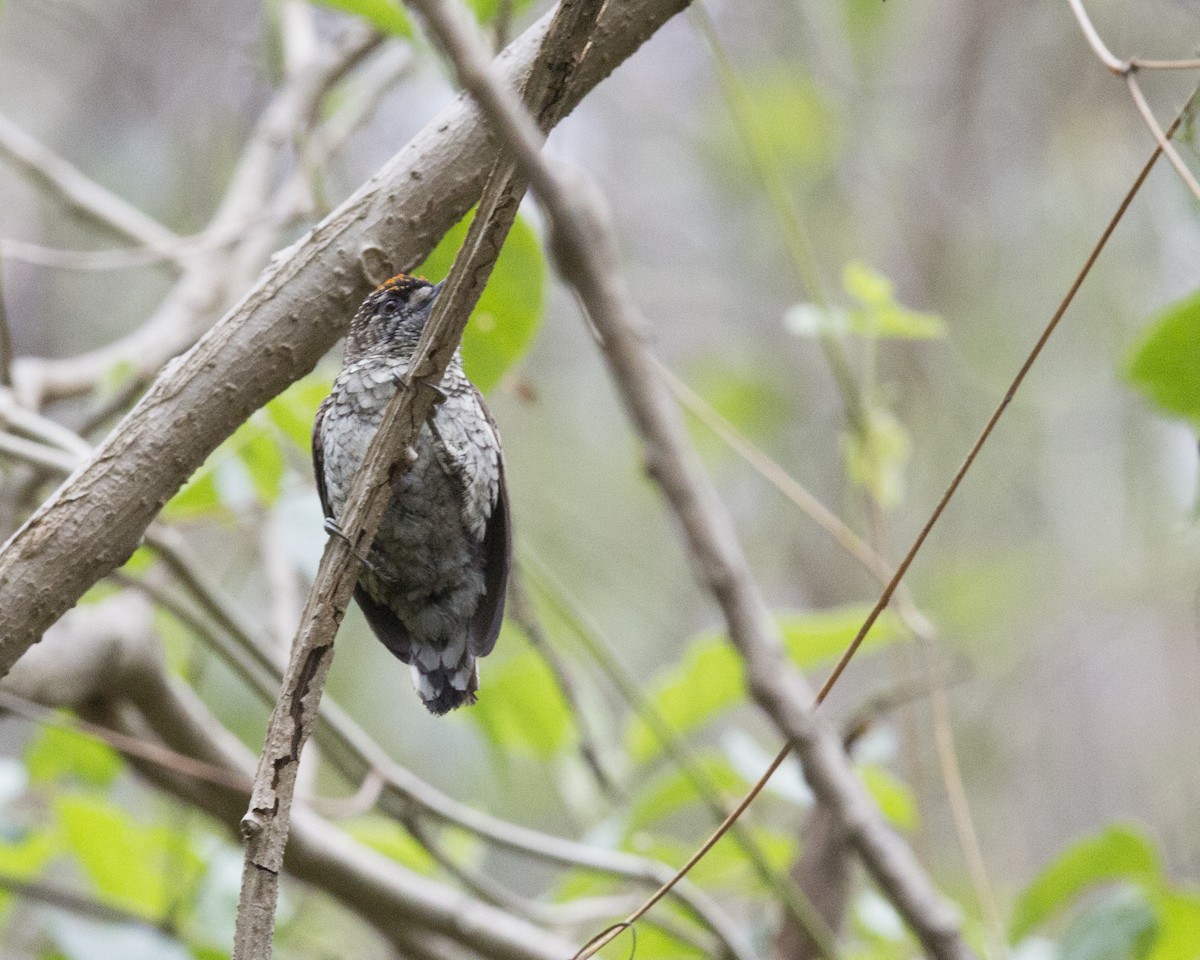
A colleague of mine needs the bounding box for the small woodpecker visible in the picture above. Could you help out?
[313,274,510,714]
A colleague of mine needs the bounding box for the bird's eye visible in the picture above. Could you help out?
[379,297,400,318]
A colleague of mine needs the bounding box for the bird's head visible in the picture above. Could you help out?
[344,273,443,363]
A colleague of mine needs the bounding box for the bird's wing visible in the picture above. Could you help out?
[312,393,414,664]
[429,385,511,657]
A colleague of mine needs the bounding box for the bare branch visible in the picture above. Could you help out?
[1124,73,1200,201]
[1065,0,1200,73]
[0,112,181,254]
[9,25,381,405]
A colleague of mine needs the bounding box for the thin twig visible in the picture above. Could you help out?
[814,82,1200,710]
[0,686,249,792]
[507,566,619,798]
[0,112,182,257]
[1065,0,1200,74]
[1125,73,1200,201]
[140,528,747,953]
[0,254,12,387]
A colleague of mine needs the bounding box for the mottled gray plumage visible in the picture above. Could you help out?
[312,274,510,714]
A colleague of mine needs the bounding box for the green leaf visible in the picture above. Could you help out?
[416,211,546,393]
[0,830,58,879]
[1148,889,1200,960]
[25,725,122,787]
[778,606,902,666]
[1125,288,1200,430]
[785,263,944,342]
[842,261,945,340]
[235,420,286,505]
[266,374,333,451]
[1010,824,1161,942]
[468,629,571,758]
[164,415,287,518]
[641,829,794,892]
[56,795,201,919]
[163,466,221,520]
[312,0,411,35]
[1060,886,1157,960]
[859,765,917,832]
[843,407,910,509]
[465,0,536,23]
[343,817,437,874]
[627,606,902,763]
[627,753,747,831]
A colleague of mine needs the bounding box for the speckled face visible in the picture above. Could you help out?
[344,274,442,362]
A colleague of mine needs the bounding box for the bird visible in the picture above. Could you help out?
[312,273,510,714]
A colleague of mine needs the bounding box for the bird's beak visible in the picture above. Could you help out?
[431,279,447,297]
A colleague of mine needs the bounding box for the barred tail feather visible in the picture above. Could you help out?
[410,657,479,715]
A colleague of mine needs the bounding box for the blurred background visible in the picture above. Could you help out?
[1,0,1199,957]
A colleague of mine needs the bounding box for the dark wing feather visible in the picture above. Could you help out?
[312,395,414,664]
[467,391,511,658]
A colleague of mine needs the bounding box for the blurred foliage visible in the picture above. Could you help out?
[626,606,903,764]
[417,209,547,394]
[1009,824,1200,960]
[1126,287,1200,429]
[467,630,573,758]
[312,0,412,36]
[786,262,946,341]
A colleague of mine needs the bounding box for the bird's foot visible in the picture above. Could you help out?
[323,518,382,575]
[391,368,447,403]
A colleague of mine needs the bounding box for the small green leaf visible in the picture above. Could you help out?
[1060,887,1156,960]
[859,765,917,832]
[0,830,58,879]
[56,795,201,919]
[164,466,222,520]
[266,374,333,452]
[417,211,546,393]
[235,421,285,505]
[1148,889,1200,960]
[843,407,910,508]
[469,629,571,758]
[465,0,536,23]
[343,817,437,875]
[778,606,902,666]
[626,643,743,764]
[1010,824,1161,942]
[641,829,794,892]
[627,753,747,831]
[627,607,902,763]
[1126,288,1200,429]
[313,0,411,35]
[25,725,122,787]
[785,264,944,343]
[842,261,945,340]
[164,415,287,518]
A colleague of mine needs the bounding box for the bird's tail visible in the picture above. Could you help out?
[410,649,479,715]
